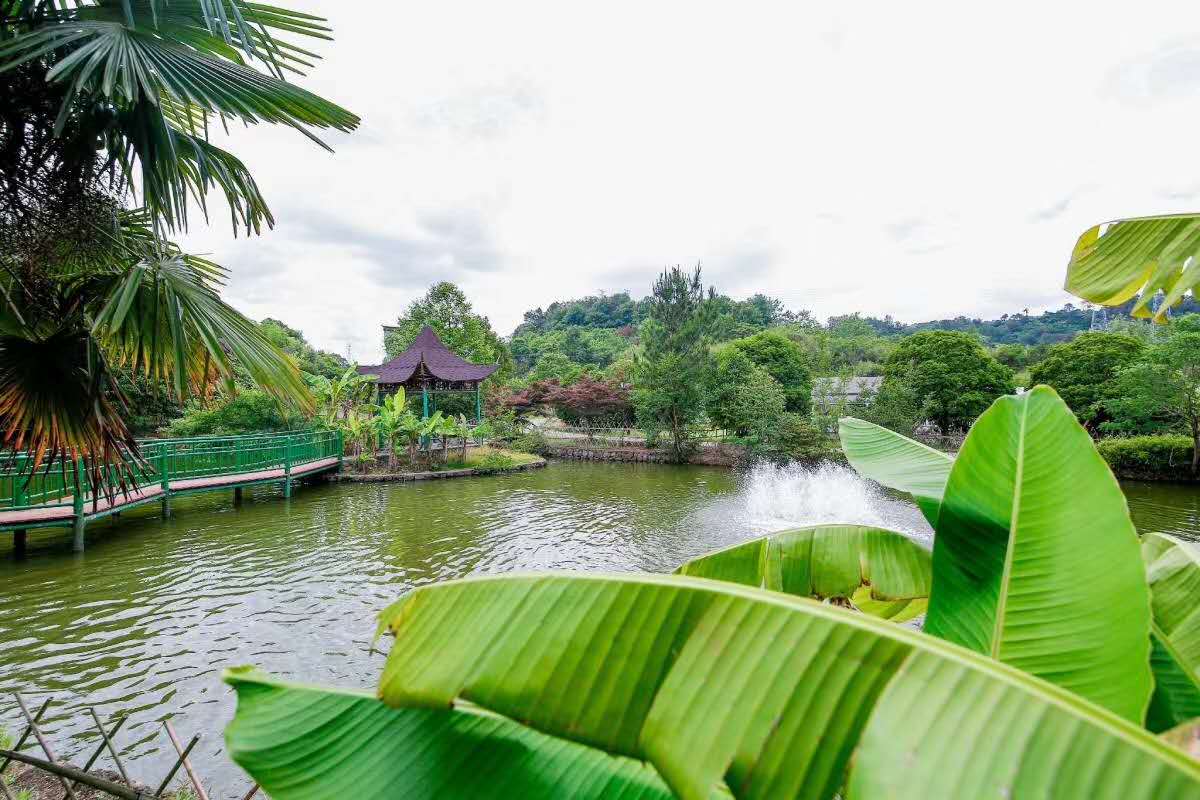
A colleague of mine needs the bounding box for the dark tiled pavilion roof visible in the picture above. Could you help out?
[357,326,498,384]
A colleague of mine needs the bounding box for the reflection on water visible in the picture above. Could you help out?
[1123,480,1200,543]
[0,457,1162,793]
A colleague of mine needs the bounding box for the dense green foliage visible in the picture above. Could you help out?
[1029,332,1144,427]
[884,331,1014,432]
[1097,436,1196,480]
[728,330,812,413]
[260,319,349,380]
[1106,315,1200,471]
[385,282,512,377]
[166,390,301,437]
[631,266,714,462]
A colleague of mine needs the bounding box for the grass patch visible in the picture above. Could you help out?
[445,446,542,471]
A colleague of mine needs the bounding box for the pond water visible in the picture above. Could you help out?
[0,459,1191,795]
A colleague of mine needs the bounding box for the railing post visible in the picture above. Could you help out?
[72,456,86,552]
[336,429,344,470]
[159,444,171,519]
[283,434,293,498]
[13,466,27,509]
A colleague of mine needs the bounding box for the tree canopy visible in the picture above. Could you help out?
[884,331,1014,432]
[729,330,812,414]
[1029,332,1145,428]
[385,282,512,377]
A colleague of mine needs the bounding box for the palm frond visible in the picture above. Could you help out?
[88,244,312,412]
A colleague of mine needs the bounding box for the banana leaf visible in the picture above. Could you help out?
[224,668,678,800]
[838,417,952,525]
[926,385,1153,723]
[1066,214,1200,321]
[260,572,1200,800]
[674,524,930,621]
[1143,532,1200,731]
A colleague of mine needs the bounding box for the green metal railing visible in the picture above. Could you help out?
[0,430,342,512]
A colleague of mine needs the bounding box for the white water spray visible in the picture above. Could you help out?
[736,461,932,544]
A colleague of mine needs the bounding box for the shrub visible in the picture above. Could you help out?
[1096,435,1195,478]
[165,390,300,437]
[474,452,517,473]
[509,430,551,456]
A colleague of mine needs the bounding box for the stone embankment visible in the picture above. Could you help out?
[546,443,745,467]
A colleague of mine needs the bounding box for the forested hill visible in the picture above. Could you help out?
[512,291,1200,346]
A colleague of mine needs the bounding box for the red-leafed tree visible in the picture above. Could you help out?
[502,380,560,417]
[546,376,633,425]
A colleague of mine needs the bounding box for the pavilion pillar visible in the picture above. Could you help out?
[475,384,482,424]
[421,385,430,451]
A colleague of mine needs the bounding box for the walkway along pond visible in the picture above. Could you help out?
[0,431,342,554]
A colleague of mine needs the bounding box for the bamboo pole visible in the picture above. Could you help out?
[14,694,77,800]
[153,733,199,798]
[0,749,142,800]
[162,722,209,800]
[88,708,131,786]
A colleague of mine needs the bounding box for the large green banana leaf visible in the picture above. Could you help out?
[674,525,931,622]
[1066,214,1200,321]
[358,572,1200,800]
[223,668,678,800]
[926,385,1153,723]
[1143,532,1200,731]
[838,417,952,525]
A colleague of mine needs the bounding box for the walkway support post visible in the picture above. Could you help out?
[13,529,26,557]
[421,385,430,451]
[283,435,293,498]
[159,443,171,519]
[72,457,85,552]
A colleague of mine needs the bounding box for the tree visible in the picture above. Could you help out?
[631,266,713,462]
[728,368,787,451]
[706,347,759,433]
[545,376,632,425]
[385,282,512,377]
[730,330,812,413]
[884,331,1014,432]
[1028,332,1145,429]
[0,2,357,482]
[528,352,581,384]
[260,319,349,380]
[1107,315,1200,472]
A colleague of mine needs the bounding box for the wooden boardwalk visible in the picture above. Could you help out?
[1,431,342,554]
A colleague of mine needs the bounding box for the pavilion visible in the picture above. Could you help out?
[357,325,498,422]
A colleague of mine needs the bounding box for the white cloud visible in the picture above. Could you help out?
[181,0,1200,361]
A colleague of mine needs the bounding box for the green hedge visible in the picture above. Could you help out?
[1096,435,1195,480]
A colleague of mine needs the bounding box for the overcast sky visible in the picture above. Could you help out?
[180,1,1200,363]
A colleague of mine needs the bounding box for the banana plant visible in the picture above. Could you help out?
[839,386,1155,725]
[674,524,932,622]
[1142,533,1200,731]
[418,411,446,466]
[373,391,409,471]
[225,573,1200,800]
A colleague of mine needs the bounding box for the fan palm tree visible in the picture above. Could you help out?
[0,1,358,486]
